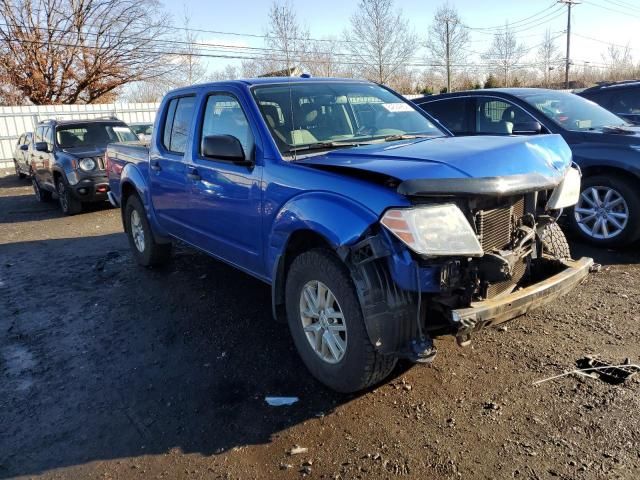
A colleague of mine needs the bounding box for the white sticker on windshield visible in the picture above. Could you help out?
[382,103,414,113]
[113,126,132,133]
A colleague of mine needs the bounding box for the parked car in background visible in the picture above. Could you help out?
[13,132,32,178]
[30,118,138,215]
[578,80,640,125]
[106,77,591,393]
[415,89,640,247]
[129,122,153,143]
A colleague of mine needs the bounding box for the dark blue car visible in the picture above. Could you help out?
[105,78,591,392]
[578,80,640,126]
[415,89,640,247]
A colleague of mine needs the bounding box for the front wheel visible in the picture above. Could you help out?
[14,161,26,179]
[569,175,640,247]
[285,249,397,393]
[124,195,172,267]
[57,178,82,215]
[32,176,52,202]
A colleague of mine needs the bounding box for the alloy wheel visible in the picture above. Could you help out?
[130,209,146,253]
[574,185,629,240]
[58,181,68,212]
[299,280,347,364]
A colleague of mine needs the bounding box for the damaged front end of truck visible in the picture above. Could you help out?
[300,137,595,363]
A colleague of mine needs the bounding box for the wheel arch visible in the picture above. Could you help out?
[580,164,640,186]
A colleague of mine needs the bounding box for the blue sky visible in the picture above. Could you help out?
[163,0,640,75]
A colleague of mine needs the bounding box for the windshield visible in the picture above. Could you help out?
[252,82,445,155]
[130,124,153,135]
[521,91,629,131]
[56,123,138,148]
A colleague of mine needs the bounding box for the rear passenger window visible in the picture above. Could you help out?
[200,94,254,158]
[609,89,640,116]
[162,96,196,154]
[422,99,471,135]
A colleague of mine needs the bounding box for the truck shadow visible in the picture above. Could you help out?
[1,234,402,478]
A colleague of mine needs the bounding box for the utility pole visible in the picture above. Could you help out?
[445,19,451,92]
[558,0,580,89]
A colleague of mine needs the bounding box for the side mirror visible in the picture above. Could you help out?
[34,141,49,152]
[201,135,251,165]
[20,144,28,151]
[512,121,542,135]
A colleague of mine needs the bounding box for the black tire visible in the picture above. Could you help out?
[124,195,172,267]
[32,176,52,202]
[541,222,571,260]
[57,178,82,215]
[285,249,397,393]
[568,174,640,247]
[14,161,26,179]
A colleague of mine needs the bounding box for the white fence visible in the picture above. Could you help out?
[0,103,159,170]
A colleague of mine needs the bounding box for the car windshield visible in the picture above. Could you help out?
[252,82,445,155]
[520,91,629,132]
[56,123,138,148]
[130,124,153,135]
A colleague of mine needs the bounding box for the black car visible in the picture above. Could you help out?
[30,118,138,215]
[578,80,640,126]
[415,88,640,247]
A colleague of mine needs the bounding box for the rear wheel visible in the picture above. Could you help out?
[285,249,397,393]
[57,178,82,215]
[32,176,52,202]
[124,195,171,267]
[569,175,640,247]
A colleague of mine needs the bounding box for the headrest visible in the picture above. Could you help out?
[501,108,515,122]
[300,103,318,124]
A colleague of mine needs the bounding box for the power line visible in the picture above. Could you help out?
[463,2,558,30]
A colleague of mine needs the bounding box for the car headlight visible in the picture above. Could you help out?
[381,204,483,257]
[78,157,96,171]
[547,167,581,210]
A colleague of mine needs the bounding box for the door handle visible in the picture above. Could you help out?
[187,169,201,181]
[151,162,161,171]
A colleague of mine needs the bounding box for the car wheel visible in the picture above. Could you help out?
[57,178,82,215]
[569,175,640,247]
[541,222,571,260]
[285,248,397,393]
[14,160,26,179]
[32,176,52,202]
[124,195,172,267]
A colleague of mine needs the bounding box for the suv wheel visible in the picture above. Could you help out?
[570,175,640,247]
[124,195,172,267]
[285,249,397,393]
[14,160,26,179]
[57,178,82,215]
[32,176,52,202]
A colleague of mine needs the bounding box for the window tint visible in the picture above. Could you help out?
[162,96,195,154]
[201,94,254,158]
[421,99,471,134]
[55,123,137,148]
[475,98,531,135]
[609,89,640,116]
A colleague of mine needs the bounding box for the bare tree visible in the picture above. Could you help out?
[482,24,527,87]
[344,0,417,84]
[425,3,469,92]
[0,0,171,104]
[536,29,562,87]
[263,0,309,73]
[174,8,208,87]
[601,43,634,81]
[306,38,345,77]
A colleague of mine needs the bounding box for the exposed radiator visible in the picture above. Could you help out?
[475,197,525,252]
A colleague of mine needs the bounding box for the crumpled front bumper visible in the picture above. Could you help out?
[451,257,593,343]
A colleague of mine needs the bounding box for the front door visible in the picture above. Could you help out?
[149,95,196,238]
[186,92,264,276]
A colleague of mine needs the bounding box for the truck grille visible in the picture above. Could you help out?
[475,197,525,252]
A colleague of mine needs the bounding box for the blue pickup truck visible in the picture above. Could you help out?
[106,77,592,392]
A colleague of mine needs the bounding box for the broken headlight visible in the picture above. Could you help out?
[381,204,483,257]
[547,167,581,210]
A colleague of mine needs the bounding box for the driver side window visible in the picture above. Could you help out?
[475,98,531,135]
[201,94,254,159]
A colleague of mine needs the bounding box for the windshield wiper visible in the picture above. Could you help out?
[382,134,434,142]
[287,141,368,154]
[600,125,635,134]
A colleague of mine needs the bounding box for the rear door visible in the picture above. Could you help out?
[185,91,264,276]
[418,98,474,135]
[149,95,197,237]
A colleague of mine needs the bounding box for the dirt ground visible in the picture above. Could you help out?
[1,172,639,480]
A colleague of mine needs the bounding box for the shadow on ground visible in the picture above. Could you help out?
[0,233,410,478]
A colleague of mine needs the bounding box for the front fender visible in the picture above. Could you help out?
[573,146,640,179]
[267,191,380,277]
[120,163,170,240]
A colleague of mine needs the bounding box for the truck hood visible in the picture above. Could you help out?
[60,146,107,157]
[298,134,572,194]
